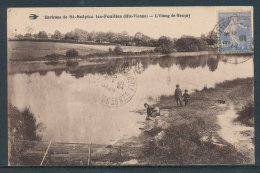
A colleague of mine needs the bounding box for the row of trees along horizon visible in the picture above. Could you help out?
[12,28,218,53]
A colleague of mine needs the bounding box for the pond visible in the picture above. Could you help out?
[8,55,253,144]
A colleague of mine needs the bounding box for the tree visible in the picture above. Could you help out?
[87,31,96,41]
[108,48,113,54]
[74,28,88,41]
[64,29,82,40]
[134,32,152,46]
[66,49,79,57]
[38,31,48,39]
[207,31,218,45]
[96,32,107,43]
[65,31,75,40]
[175,36,206,52]
[9,105,43,141]
[65,49,79,67]
[52,30,63,39]
[113,45,123,55]
[116,31,131,45]
[33,33,38,39]
[154,36,176,54]
[15,34,24,39]
[24,33,32,39]
[106,31,117,43]
[8,105,45,165]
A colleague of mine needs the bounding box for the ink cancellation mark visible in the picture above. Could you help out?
[209,11,253,64]
[218,11,252,53]
[99,63,137,107]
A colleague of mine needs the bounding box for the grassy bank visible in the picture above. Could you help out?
[8,41,155,61]
[121,77,254,165]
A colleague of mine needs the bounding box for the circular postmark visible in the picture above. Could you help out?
[99,62,137,107]
[209,12,253,64]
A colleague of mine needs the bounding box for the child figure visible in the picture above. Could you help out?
[144,103,160,120]
[183,90,190,106]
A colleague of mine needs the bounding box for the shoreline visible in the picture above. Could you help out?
[8,51,253,75]
[116,77,254,165]
[9,49,253,64]
[9,51,213,63]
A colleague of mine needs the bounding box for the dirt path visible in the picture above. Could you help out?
[217,104,254,162]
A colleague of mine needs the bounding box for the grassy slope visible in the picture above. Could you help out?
[8,41,155,60]
[133,77,254,165]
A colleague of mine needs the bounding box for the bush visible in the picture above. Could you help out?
[113,45,123,55]
[155,45,176,54]
[108,48,113,53]
[234,102,254,126]
[8,105,45,165]
[66,49,79,57]
[9,105,43,141]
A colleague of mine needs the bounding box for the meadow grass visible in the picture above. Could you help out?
[8,41,155,60]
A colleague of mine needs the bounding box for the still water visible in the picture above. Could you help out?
[8,55,253,144]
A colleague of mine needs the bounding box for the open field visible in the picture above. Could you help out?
[8,41,155,60]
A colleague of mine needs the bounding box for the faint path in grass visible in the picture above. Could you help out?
[217,104,254,163]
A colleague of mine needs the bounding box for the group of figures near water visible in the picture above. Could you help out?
[144,84,190,120]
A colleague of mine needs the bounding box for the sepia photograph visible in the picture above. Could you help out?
[7,7,254,166]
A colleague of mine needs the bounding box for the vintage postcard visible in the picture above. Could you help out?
[7,7,254,166]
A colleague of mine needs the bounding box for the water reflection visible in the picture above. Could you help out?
[207,58,219,72]
[11,55,253,78]
[8,55,253,144]
[51,55,222,78]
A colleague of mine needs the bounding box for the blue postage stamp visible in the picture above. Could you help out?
[218,12,252,52]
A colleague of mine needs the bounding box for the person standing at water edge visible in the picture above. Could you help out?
[183,90,190,106]
[175,84,183,107]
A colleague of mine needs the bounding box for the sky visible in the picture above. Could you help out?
[7,6,253,39]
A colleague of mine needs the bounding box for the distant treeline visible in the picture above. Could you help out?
[10,28,218,53]
[9,38,114,45]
